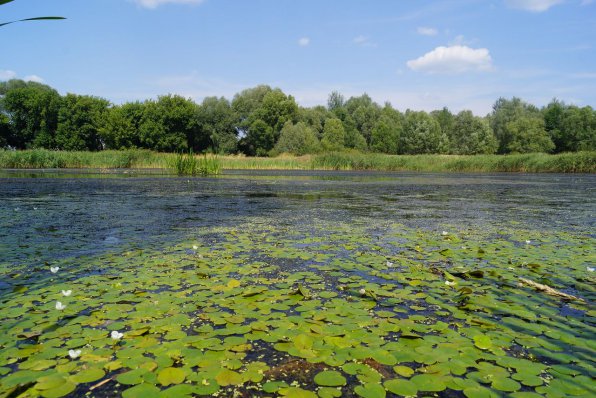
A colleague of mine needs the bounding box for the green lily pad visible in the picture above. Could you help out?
[314,370,347,387]
[384,379,418,396]
[157,367,186,386]
[354,383,386,398]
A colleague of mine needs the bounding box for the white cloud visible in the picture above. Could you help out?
[0,70,17,80]
[504,0,564,12]
[24,75,45,83]
[417,27,438,36]
[298,37,310,47]
[407,45,493,74]
[132,0,205,9]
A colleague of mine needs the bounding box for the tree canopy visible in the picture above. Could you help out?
[0,79,593,155]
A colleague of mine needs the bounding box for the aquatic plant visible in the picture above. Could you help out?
[170,151,221,176]
[0,217,593,397]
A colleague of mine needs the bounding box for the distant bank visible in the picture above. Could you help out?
[0,149,594,174]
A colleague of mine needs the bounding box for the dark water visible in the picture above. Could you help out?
[1,170,594,268]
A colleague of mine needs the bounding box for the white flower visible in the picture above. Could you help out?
[61,290,72,296]
[442,231,449,236]
[588,267,595,272]
[55,301,66,310]
[50,266,60,274]
[68,349,81,359]
[192,245,198,250]
[525,240,531,245]
[111,331,124,340]
[386,261,394,267]
[359,288,366,295]
[445,281,455,286]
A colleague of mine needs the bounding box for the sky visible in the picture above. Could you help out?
[1,0,595,115]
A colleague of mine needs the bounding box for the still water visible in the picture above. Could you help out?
[1,170,593,269]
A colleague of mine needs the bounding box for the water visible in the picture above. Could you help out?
[1,170,594,269]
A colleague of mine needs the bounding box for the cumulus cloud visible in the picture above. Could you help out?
[298,37,310,47]
[132,0,205,9]
[407,45,493,74]
[417,27,438,36]
[0,70,17,80]
[505,0,564,12]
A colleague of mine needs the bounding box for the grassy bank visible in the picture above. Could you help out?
[0,149,594,173]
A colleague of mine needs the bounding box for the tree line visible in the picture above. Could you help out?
[0,79,594,156]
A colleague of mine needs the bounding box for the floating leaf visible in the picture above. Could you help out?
[314,370,346,387]
[474,335,493,350]
[384,379,418,396]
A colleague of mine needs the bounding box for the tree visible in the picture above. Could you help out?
[55,94,110,150]
[299,105,330,139]
[0,112,9,147]
[400,111,449,154]
[370,115,400,154]
[272,121,320,156]
[449,111,497,154]
[240,88,299,155]
[137,95,198,152]
[431,107,455,139]
[321,118,345,151]
[327,91,345,112]
[1,80,61,148]
[345,94,381,145]
[489,97,541,154]
[196,96,238,154]
[559,105,595,152]
[100,102,145,150]
[505,117,554,153]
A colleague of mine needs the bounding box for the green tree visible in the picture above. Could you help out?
[370,115,400,154]
[55,94,109,150]
[196,96,238,154]
[1,80,61,148]
[505,117,554,153]
[0,113,9,147]
[272,121,320,156]
[449,111,497,154]
[431,107,455,139]
[100,102,145,149]
[400,111,449,154]
[489,97,541,154]
[321,118,346,151]
[240,88,298,155]
[299,105,330,139]
[559,106,595,152]
[137,95,198,152]
[345,94,381,145]
[327,91,345,112]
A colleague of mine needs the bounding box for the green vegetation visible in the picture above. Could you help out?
[1,149,594,173]
[170,151,221,176]
[1,80,594,157]
[0,216,593,397]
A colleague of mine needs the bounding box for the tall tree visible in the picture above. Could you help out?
[449,111,497,154]
[100,102,145,150]
[400,110,449,154]
[1,80,61,148]
[505,117,554,153]
[489,97,541,154]
[272,121,320,156]
[321,118,346,152]
[196,96,238,154]
[370,115,401,154]
[55,94,109,150]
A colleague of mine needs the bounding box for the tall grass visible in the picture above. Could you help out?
[169,151,221,176]
[1,149,594,173]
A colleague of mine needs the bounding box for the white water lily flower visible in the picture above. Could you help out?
[445,281,455,286]
[50,266,60,274]
[588,267,595,272]
[442,231,448,236]
[61,290,72,296]
[111,330,124,340]
[55,301,66,310]
[68,349,81,359]
[192,245,198,250]
[525,240,531,245]
[386,261,394,267]
[359,288,366,295]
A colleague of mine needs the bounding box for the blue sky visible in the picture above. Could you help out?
[2,0,595,114]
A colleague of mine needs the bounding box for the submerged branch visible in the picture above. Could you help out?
[518,277,585,303]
